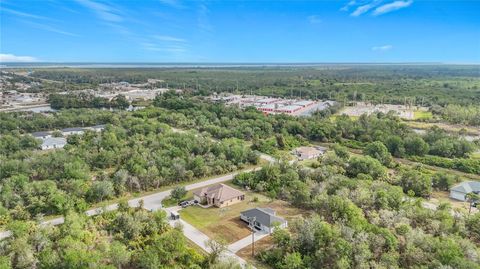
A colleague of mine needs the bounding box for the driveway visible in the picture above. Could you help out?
[228,230,269,253]
[164,206,252,268]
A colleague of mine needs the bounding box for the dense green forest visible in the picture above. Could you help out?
[0,91,479,268]
[149,94,478,174]
[48,93,130,110]
[233,160,480,269]
[0,204,243,268]
[10,65,479,106]
[0,110,258,223]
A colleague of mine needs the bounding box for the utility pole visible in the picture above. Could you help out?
[248,217,256,257]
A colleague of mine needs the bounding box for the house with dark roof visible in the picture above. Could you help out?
[39,137,67,150]
[240,207,287,233]
[450,181,480,201]
[61,127,85,136]
[31,131,52,139]
[193,184,245,208]
[85,124,106,132]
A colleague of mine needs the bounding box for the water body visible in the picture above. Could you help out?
[1,62,445,69]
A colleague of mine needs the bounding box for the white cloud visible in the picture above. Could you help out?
[154,35,186,42]
[373,0,413,16]
[141,42,187,53]
[350,1,380,17]
[75,0,123,22]
[158,0,184,9]
[340,0,357,11]
[1,7,52,20]
[0,53,38,62]
[197,2,213,32]
[372,45,393,51]
[307,15,322,24]
[21,20,79,36]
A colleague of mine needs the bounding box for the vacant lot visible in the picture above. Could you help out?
[237,236,274,269]
[430,191,478,214]
[340,102,421,120]
[180,183,306,244]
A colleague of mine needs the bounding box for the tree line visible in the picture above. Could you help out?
[0,113,258,225]
[48,93,130,109]
[233,154,480,268]
[0,203,243,268]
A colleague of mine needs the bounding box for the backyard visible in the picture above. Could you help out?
[179,183,307,244]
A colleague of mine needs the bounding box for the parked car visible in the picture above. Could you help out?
[178,201,189,207]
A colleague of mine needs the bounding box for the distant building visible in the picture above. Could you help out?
[257,104,277,113]
[450,181,480,201]
[39,137,67,150]
[193,184,245,208]
[31,131,52,139]
[61,127,85,136]
[293,100,314,107]
[240,207,287,233]
[274,105,302,114]
[294,146,326,160]
[85,124,106,132]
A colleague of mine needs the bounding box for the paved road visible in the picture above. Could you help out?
[228,231,269,253]
[0,168,260,241]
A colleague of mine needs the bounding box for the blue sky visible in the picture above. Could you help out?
[1,0,479,63]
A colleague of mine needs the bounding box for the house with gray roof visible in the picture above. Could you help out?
[240,207,287,233]
[39,137,67,150]
[31,131,52,139]
[61,127,85,136]
[450,181,480,201]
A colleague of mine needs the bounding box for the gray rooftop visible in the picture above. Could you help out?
[31,131,51,137]
[451,181,480,194]
[40,137,67,148]
[61,127,85,132]
[241,207,286,228]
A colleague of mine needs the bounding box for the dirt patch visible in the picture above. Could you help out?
[430,191,478,213]
[237,236,274,269]
[205,217,251,243]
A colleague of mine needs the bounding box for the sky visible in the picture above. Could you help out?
[0,0,479,63]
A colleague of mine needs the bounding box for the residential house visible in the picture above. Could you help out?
[61,127,85,136]
[31,131,52,139]
[294,146,326,160]
[193,184,245,208]
[85,124,106,132]
[240,207,287,234]
[40,137,67,150]
[450,181,480,201]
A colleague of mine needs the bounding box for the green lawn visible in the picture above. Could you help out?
[413,110,433,120]
[180,183,307,244]
[471,151,480,160]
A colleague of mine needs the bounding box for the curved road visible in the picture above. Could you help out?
[0,166,263,241]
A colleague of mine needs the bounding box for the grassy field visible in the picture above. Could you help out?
[180,183,307,244]
[413,110,433,120]
[405,121,480,135]
[471,151,480,160]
